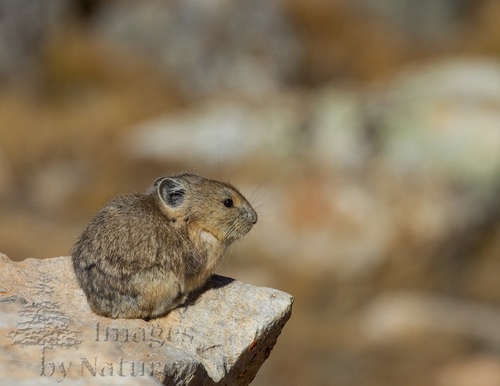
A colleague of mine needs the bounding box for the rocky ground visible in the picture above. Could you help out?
[0,254,292,385]
[1,1,500,385]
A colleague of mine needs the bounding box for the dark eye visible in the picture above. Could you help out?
[223,199,234,208]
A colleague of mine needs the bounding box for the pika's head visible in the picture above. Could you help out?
[153,173,257,246]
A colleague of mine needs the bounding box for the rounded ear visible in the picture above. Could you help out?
[157,177,186,208]
[154,177,166,187]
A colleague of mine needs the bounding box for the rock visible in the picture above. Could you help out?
[0,253,293,385]
[0,0,71,79]
[94,0,300,97]
[354,0,468,43]
[253,179,393,279]
[306,87,372,172]
[123,97,302,165]
[360,291,500,346]
[378,58,500,189]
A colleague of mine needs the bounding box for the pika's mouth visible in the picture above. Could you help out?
[224,218,254,245]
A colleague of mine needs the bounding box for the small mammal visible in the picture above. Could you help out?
[71,173,257,319]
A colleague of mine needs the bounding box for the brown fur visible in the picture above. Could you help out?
[71,173,257,319]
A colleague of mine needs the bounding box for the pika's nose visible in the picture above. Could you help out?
[250,208,258,224]
[244,208,258,224]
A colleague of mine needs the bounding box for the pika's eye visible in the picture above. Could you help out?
[223,199,234,208]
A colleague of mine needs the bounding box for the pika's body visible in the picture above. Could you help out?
[71,173,257,319]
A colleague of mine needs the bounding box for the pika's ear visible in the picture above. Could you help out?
[154,177,166,187]
[157,177,186,208]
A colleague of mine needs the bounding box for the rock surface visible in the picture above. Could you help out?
[94,0,300,97]
[360,291,500,345]
[0,0,71,79]
[0,253,293,385]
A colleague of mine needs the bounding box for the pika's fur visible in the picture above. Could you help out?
[71,173,257,319]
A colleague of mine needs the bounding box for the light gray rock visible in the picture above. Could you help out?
[94,0,300,97]
[360,291,500,346]
[379,58,500,188]
[0,0,71,79]
[0,253,293,385]
[306,87,370,172]
[123,98,302,165]
[354,0,468,43]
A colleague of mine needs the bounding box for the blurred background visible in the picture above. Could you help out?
[1,0,500,384]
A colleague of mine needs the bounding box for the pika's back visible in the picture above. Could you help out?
[72,193,175,272]
[71,173,258,319]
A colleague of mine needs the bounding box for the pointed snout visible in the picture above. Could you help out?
[251,209,258,225]
[243,207,258,225]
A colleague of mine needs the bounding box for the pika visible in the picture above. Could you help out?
[71,173,257,320]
